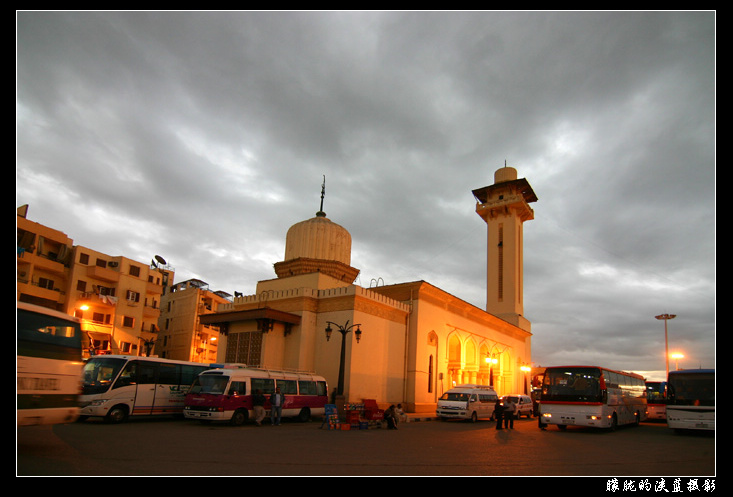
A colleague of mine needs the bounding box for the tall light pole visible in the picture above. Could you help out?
[325,320,362,397]
[655,313,676,377]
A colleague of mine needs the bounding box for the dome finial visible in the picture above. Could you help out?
[316,175,326,217]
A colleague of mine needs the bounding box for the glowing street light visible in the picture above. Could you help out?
[670,353,684,371]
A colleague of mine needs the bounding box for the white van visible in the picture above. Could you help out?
[436,385,499,422]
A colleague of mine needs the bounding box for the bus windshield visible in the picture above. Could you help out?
[542,367,602,403]
[668,372,715,407]
[190,374,229,394]
[82,357,127,395]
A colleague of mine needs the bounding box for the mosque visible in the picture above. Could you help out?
[200,165,537,414]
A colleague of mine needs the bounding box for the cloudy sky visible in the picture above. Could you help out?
[17,11,715,380]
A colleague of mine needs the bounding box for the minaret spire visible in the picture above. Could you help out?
[316,175,326,217]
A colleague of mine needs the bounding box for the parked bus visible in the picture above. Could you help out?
[184,367,328,425]
[79,355,219,423]
[539,365,647,431]
[645,380,667,421]
[666,369,714,432]
[17,302,84,426]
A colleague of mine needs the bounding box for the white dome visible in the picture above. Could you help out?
[283,213,352,266]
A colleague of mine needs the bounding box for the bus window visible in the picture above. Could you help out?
[299,381,316,395]
[182,365,205,386]
[113,362,138,389]
[277,379,297,395]
[137,362,157,385]
[228,381,246,395]
[158,363,180,386]
[316,381,327,396]
[251,377,275,394]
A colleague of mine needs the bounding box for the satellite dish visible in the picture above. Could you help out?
[154,255,167,265]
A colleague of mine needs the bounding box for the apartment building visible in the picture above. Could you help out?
[17,205,173,358]
[66,246,172,357]
[157,279,231,364]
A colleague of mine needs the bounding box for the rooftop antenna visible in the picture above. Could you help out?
[317,175,326,217]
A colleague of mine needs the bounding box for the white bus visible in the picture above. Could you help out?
[184,367,328,425]
[79,355,219,423]
[539,365,647,431]
[17,302,84,426]
[666,369,714,432]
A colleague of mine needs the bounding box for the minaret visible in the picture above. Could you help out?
[472,164,537,332]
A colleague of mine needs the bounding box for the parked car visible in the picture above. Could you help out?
[501,394,534,418]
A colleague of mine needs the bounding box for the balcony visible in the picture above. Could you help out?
[86,265,120,283]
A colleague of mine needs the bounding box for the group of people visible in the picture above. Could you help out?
[252,387,285,426]
[494,397,516,429]
[383,403,408,429]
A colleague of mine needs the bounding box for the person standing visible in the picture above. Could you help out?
[503,397,516,429]
[494,398,504,429]
[252,389,266,426]
[270,387,285,425]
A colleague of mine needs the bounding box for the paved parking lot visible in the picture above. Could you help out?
[17,416,715,477]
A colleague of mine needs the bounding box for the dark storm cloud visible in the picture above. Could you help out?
[17,11,715,378]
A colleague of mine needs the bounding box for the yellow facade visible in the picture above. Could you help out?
[206,166,537,412]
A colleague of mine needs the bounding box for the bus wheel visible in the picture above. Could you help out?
[105,405,129,424]
[230,409,248,426]
[298,407,311,422]
[471,411,478,423]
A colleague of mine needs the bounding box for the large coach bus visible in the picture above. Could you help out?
[645,380,667,421]
[184,367,328,425]
[539,365,647,431]
[79,355,219,423]
[17,302,84,426]
[666,369,714,432]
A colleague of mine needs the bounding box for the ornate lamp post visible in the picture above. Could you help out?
[325,320,362,396]
[655,313,676,377]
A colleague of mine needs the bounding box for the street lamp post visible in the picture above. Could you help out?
[325,320,362,397]
[655,313,676,377]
